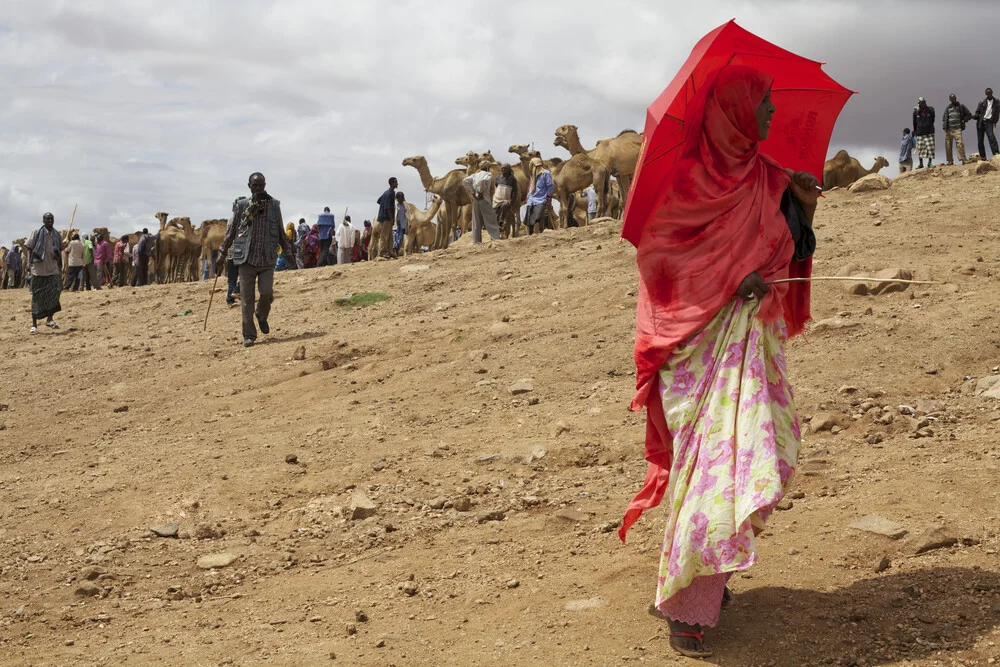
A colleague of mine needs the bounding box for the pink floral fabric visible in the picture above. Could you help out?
[655,298,800,626]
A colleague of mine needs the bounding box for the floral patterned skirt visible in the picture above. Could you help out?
[655,299,800,627]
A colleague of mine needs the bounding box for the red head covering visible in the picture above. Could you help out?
[620,65,811,542]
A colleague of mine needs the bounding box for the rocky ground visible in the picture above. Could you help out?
[2,162,1000,666]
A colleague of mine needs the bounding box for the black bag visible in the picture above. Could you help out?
[780,188,816,261]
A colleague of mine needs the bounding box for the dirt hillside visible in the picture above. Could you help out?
[2,163,1000,666]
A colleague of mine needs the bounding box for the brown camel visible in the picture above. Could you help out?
[403,195,444,256]
[554,125,642,214]
[198,219,228,278]
[822,151,890,189]
[156,215,198,283]
[402,155,472,249]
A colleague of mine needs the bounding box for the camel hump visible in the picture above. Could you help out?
[617,129,640,137]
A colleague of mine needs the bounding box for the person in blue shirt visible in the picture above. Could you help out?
[524,157,554,235]
[899,127,917,174]
[316,207,336,266]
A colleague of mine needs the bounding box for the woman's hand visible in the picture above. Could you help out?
[786,169,821,208]
[737,271,770,301]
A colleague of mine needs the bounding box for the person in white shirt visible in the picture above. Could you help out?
[583,185,598,221]
[974,87,1000,159]
[462,160,501,244]
[336,216,355,264]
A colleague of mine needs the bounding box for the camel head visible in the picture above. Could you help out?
[402,155,426,169]
[873,156,890,172]
[508,144,530,157]
[455,151,480,168]
[155,212,168,226]
[553,124,580,147]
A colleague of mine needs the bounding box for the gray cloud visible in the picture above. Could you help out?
[1,0,993,244]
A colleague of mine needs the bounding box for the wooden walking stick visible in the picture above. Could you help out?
[65,204,78,236]
[203,270,220,332]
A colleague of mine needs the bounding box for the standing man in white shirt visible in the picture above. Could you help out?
[336,216,355,265]
[974,88,1000,159]
[582,185,598,222]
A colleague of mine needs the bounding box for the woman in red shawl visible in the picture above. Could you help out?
[303,224,321,268]
[620,65,819,658]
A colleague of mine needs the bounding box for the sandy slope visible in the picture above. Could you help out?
[1,164,999,666]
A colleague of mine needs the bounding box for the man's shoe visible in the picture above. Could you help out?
[225,297,235,305]
[257,315,269,335]
[243,338,255,348]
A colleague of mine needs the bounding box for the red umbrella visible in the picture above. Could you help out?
[621,20,854,246]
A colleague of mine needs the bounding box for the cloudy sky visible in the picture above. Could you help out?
[1,0,995,244]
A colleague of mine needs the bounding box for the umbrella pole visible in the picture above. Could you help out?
[203,272,220,332]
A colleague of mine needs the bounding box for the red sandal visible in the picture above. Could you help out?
[671,629,713,659]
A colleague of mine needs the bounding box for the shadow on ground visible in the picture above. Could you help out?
[706,567,1000,666]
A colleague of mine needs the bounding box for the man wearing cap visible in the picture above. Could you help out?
[912,97,936,169]
[524,157,554,235]
[974,88,1000,160]
[942,94,972,165]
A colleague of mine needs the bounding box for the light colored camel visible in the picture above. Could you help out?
[554,125,642,214]
[156,214,198,283]
[403,195,444,256]
[822,151,890,189]
[402,155,472,250]
[198,219,228,278]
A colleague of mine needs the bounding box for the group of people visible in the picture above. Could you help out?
[284,208,362,270]
[900,87,999,171]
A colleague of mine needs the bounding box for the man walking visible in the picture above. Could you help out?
[82,234,96,290]
[316,206,336,266]
[93,233,110,289]
[463,160,501,244]
[393,192,408,255]
[493,163,519,238]
[375,177,397,258]
[942,94,972,165]
[65,233,85,291]
[974,88,1000,160]
[217,172,297,348]
[4,243,22,289]
[912,97,936,169]
[524,157,554,235]
[336,215,355,264]
[25,212,63,334]
[582,184,598,222]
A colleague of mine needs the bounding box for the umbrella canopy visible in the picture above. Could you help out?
[621,20,854,246]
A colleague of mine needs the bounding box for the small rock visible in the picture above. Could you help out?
[811,317,860,333]
[150,522,179,538]
[599,522,618,533]
[452,497,472,512]
[113,405,129,413]
[399,264,430,273]
[468,349,487,362]
[197,553,238,570]
[508,379,534,395]
[555,508,591,523]
[788,491,806,500]
[810,412,845,433]
[194,523,222,540]
[850,516,908,540]
[349,490,378,520]
[523,446,547,464]
[400,580,419,596]
[285,453,299,465]
[505,579,520,589]
[79,567,105,581]
[848,173,891,193]
[428,497,447,510]
[74,583,101,597]
[871,268,914,296]
[775,500,794,511]
[489,322,514,340]
[293,346,306,361]
[875,556,891,573]
[551,421,570,437]
[910,527,958,555]
[478,510,506,523]
[838,385,860,395]
[476,453,502,463]
[355,610,369,623]
[346,623,357,636]
[564,597,607,611]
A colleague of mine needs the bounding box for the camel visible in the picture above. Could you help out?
[823,151,890,189]
[198,219,228,278]
[155,214,198,283]
[402,155,472,250]
[403,195,444,256]
[554,125,642,213]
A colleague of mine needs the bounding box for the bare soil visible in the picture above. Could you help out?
[2,164,999,666]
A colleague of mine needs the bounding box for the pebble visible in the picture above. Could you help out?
[875,556,891,573]
[150,522,179,538]
[346,623,357,636]
[555,508,591,523]
[850,516,908,540]
[910,526,958,555]
[564,597,607,611]
[428,497,447,510]
[505,579,520,589]
[285,454,298,464]
[478,510,506,523]
[508,379,534,395]
[551,421,570,437]
[292,346,306,361]
[196,553,238,570]
[400,580,419,596]
[349,490,378,520]
[355,610,369,623]
[113,405,129,413]
[452,496,472,512]
[74,583,101,597]
[775,500,794,511]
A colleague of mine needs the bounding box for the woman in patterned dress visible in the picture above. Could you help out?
[619,65,820,659]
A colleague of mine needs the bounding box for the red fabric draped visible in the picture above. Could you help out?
[620,66,811,542]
